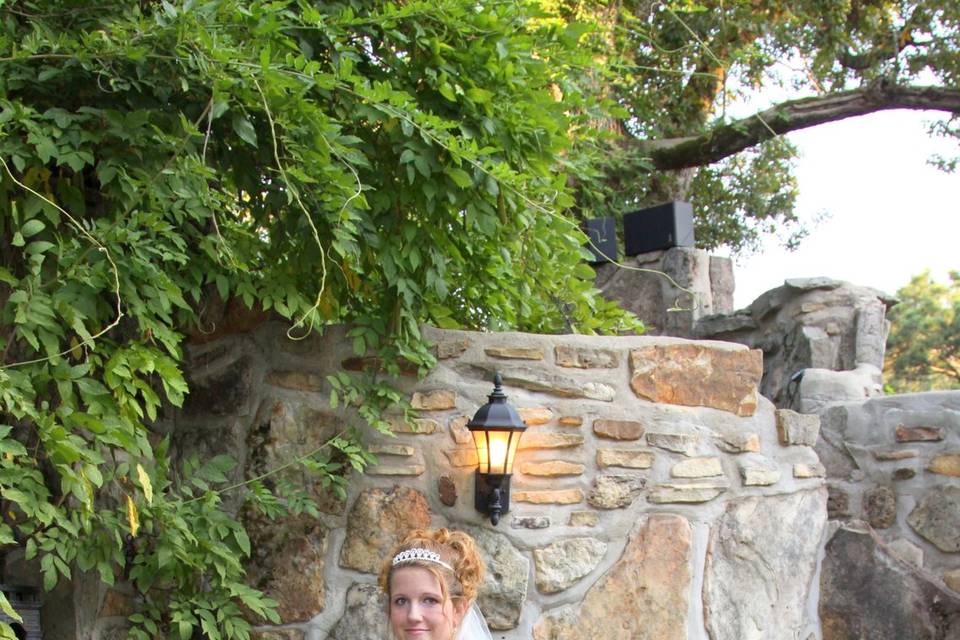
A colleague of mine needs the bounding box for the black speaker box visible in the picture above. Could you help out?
[583,217,618,264]
[623,201,695,256]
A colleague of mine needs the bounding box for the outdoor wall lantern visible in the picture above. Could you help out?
[467,373,527,526]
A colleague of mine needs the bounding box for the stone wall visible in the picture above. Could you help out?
[595,247,735,337]
[694,277,895,409]
[811,392,960,639]
[64,322,826,640]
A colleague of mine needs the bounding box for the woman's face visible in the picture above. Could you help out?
[389,566,466,640]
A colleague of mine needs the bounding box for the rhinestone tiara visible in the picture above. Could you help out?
[392,547,454,571]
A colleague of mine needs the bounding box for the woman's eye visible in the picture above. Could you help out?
[423,597,439,605]
[393,597,407,606]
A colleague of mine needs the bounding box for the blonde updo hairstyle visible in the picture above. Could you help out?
[379,528,485,611]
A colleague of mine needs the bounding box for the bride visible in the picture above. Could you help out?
[379,528,493,640]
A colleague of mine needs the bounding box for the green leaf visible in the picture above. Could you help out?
[233,528,250,556]
[444,167,472,189]
[24,239,55,256]
[573,263,596,279]
[21,219,45,237]
[439,82,456,102]
[232,115,258,147]
[0,592,22,624]
[466,88,492,103]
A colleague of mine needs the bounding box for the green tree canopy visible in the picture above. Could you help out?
[569,0,960,252]
[885,270,960,393]
[0,1,632,636]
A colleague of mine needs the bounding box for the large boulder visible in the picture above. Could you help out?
[338,486,431,574]
[820,523,960,639]
[326,583,388,640]
[533,514,691,640]
[465,526,530,630]
[703,489,826,640]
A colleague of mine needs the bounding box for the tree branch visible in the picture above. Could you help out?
[641,82,960,171]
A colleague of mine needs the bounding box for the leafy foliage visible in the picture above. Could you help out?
[567,0,960,253]
[885,270,960,393]
[0,0,636,637]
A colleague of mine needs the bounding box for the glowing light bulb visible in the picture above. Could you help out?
[488,433,509,474]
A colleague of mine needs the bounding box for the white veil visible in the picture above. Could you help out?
[457,603,493,640]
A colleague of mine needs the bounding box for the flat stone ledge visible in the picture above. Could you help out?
[596,449,654,469]
[648,482,728,504]
[554,345,619,369]
[514,489,584,505]
[485,346,545,360]
[519,460,586,477]
[411,389,457,411]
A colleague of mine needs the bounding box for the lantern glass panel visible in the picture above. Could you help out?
[471,429,518,474]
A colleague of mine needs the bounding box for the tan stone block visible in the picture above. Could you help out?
[485,346,545,360]
[339,487,431,574]
[593,419,645,440]
[388,416,438,435]
[895,425,944,442]
[411,389,456,411]
[793,462,826,478]
[519,407,554,425]
[367,464,425,476]
[928,453,960,477]
[265,371,325,392]
[648,482,728,504]
[368,443,415,457]
[776,409,821,446]
[872,448,919,461]
[436,339,470,359]
[647,431,699,456]
[629,344,762,416]
[246,515,329,623]
[596,449,654,469]
[532,514,691,640]
[514,489,584,505]
[671,457,723,478]
[519,432,584,450]
[558,415,583,427]
[534,537,607,594]
[739,455,781,486]
[448,415,473,444]
[569,511,599,527]
[519,460,585,476]
[588,475,646,509]
[497,369,616,401]
[554,345,619,369]
[444,449,478,467]
[945,568,960,593]
[716,432,761,453]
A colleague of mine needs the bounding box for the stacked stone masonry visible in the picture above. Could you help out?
[813,392,960,638]
[36,323,832,640]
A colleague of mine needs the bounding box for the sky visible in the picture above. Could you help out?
[724,109,960,310]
